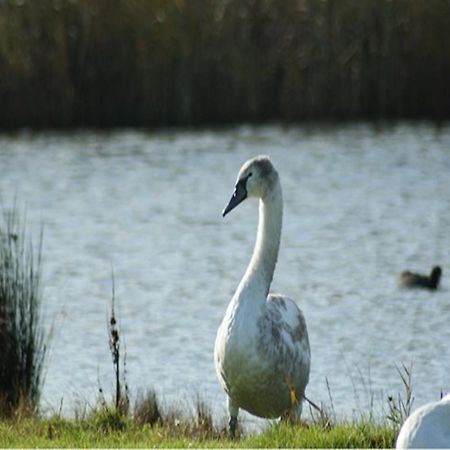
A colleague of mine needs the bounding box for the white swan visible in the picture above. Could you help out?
[214,155,311,437]
[396,393,450,448]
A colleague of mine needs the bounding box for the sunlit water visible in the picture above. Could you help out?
[0,123,449,429]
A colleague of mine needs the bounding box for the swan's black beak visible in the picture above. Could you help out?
[222,180,247,217]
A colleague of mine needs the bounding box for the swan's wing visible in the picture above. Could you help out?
[259,294,311,394]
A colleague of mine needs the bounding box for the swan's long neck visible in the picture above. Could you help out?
[239,181,283,299]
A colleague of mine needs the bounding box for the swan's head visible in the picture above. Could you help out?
[222,155,278,217]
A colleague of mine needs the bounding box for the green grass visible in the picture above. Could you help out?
[247,421,396,448]
[0,416,396,448]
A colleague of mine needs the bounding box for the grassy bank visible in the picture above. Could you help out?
[1,0,449,129]
[0,416,396,448]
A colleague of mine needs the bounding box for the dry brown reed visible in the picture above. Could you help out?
[0,0,449,129]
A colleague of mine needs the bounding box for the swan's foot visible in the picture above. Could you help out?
[281,408,296,423]
[228,416,238,438]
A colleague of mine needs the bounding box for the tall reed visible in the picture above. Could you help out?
[107,278,129,415]
[0,207,47,416]
[94,275,129,431]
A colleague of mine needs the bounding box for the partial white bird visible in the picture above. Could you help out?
[396,393,450,448]
[214,155,311,437]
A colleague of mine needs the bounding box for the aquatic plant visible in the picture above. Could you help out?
[0,207,47,416]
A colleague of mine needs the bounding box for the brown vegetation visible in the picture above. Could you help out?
[1,0,449,128]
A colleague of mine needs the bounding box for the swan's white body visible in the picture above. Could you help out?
[214,156,310,434]
[396,394,450,448]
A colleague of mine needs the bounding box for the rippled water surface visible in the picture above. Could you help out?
[0,123,449,427]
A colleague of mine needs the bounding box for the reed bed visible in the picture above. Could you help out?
[0,0,449,129]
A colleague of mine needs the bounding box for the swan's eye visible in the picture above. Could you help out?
[248,172,253,177]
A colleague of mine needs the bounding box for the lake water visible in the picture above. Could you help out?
[0,123,449,428]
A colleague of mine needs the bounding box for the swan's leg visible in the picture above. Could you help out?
[227,396,239,438]
[292,397,303,421]
[281,399,303,423]
[282,378,303,422]
[229,416,238,438]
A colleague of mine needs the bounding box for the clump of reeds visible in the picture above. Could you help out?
[133,388,163,426]
[193,394,216,436]
[133,390,226,440]
[0,206,47,417]
[177,395,225,440]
